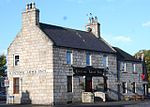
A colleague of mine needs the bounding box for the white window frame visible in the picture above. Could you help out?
[120,62,127,72]
[132,82,136,93]
[122,82,127,94]
[14,54,19,66]
[102,55,108,68]
[66,50,73,65]
[133,64,136,73]
[86,53,92,66]
[89,54,92,66]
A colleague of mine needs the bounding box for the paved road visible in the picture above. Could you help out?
[1,100,150,107]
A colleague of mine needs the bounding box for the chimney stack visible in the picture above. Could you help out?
[22,3,39,29]
[86,14,101,39]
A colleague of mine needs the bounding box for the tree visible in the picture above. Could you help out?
[0,54,7,77]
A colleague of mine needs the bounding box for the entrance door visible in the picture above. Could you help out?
[85,76,92,92]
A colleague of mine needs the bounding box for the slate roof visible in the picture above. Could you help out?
[40,23,115,53]
[113,47,141,62]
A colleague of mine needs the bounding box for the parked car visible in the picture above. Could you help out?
[0,91,6,101]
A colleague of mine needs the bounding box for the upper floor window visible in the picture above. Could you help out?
[132,64,136,73]
[14,55,19,66]
[66,50,72,65]
[86,53,91,66]
[102,55,108,67]
[120,62,127,72]
[122,82,127,94]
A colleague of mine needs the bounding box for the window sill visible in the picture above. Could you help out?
[121,71,127,73]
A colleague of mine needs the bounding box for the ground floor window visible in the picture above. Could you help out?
[122,82,127,94]
[67,76,72,92]
[13,78,19,94]
[132,82,136,93]
[143,84,148,96]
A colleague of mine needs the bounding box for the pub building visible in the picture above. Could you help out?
[7,3,148,105]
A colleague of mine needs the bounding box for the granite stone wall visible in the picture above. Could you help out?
[7,21,54,105]
[53,47,118,104]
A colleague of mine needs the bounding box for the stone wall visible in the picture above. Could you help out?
[7,25,54,105]
[53,47,118,104]
[119,61,144,99]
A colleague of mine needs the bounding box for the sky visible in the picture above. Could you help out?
[0,0,150,55]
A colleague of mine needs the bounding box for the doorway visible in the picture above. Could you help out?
[85,76,92,92]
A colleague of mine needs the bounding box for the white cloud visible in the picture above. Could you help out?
[113,36,132,43]
[142,21,150,27]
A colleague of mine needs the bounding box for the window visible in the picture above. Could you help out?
[14,55,19,66]
[102,55,108,67]
[13,78,19,94]
[132,82,136,93]
[122,82,127,93]
[0,81,4,87]
[132,64,136,73]
[143,84,148,96]
[86,53,91,66]
[67,76,72,92]
[66,50,72,64]
[120,62,127,72]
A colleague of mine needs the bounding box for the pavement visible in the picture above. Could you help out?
[0,100,150,107]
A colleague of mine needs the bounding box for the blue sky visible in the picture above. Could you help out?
[0,0,149,55]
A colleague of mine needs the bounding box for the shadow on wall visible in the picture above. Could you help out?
[21,90,32,104]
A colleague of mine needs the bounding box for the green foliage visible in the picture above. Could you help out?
[0,54,7,77]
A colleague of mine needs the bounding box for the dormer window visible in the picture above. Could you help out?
[86,52,92,66]
[14,55,19,66]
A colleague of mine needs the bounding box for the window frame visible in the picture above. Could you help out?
[0,81,5,88]
[13,77,19,94]
[67,76,72,92]
[86,52,92,66]
[102,55,108,67]
[132,82,136,93]
[14,55,19,66]
[66,50,73,65]
[120,62,127,72]
[132,64,136,73]
[122,82,127,94]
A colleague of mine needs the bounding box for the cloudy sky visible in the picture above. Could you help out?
[0,0,149,55]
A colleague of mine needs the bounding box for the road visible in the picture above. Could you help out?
[0,100,150,107]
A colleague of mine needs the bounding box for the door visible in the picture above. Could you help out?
[85,76,92,92]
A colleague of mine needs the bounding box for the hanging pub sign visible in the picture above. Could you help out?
[141,73,145,80]
[72,66,104,76]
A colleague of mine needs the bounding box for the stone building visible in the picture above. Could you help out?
[114,47,148,100]
[7,3,147,105]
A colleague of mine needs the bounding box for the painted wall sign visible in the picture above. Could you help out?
[9,69,47,76]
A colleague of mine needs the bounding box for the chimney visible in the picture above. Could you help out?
[86,15,101,39]
[22,3,39,29]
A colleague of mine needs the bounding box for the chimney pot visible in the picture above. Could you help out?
[30,3,32,9]
[32,2,36,8]
[26,4,29,10]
